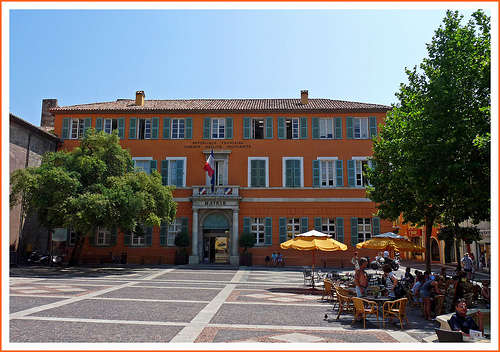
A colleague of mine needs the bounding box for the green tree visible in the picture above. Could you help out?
[366,10,490,273]
[10,130,177,266]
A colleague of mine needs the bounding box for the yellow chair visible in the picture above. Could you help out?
[351,297,379,329]
[322,279,334,302]
[334,286,353,320]
[406,290,423,314]
[382,298,411,330]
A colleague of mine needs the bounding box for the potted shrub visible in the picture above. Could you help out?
[174,230,191,265]
[239,232,256,266]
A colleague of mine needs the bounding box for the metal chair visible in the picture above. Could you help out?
[434,328,464,342]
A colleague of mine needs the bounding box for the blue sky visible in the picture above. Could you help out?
[5,2,496,126]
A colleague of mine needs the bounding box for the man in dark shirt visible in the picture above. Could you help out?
[449,298,484,335]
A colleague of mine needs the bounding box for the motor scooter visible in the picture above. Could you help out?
[27,252,50,265]
[370,252,400,271]
[51,254,63,267]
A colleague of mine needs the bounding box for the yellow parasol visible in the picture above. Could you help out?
[281,230,348,286]
[356,237,426,253]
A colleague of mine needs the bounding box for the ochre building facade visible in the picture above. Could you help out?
[49,90,393,266]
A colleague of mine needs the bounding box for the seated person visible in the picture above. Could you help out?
[449,298,484,336]
[401,267,415,284]
[481,280,490,306]
[411,274,425,302]
[277,252,283,267]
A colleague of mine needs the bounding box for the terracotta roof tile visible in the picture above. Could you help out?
[51,98,391,114]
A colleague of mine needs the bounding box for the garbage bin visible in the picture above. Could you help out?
[121,252,127,264]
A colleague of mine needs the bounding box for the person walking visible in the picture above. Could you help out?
[351,252,359,269]
[461,253,474,280]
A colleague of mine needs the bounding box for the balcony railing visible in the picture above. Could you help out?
[192,185,239,196]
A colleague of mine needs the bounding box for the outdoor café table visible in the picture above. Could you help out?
[368,296,393,307]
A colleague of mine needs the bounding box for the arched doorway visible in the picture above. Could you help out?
[203,213,230,263]
[431,238,440,262]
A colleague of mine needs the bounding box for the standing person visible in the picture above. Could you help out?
[383,250,390,264]
[461,253,474,280]
[382,264,398,298]
[449,298,484,336]
[355,257,369,297]
[420,275,446,321]
[351,252,360,269]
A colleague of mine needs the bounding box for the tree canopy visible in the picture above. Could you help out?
[10,130,177,266]
[366,10,490,272]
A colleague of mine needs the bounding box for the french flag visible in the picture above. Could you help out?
[203,149,215,177]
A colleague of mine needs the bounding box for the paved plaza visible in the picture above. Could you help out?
[6,263,492,347]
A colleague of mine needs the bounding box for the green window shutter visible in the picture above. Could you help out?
[336,160,344,187]
[266,116,273,139]
[314,217,322,231]
[312,160,320,187]
[160,222,167,246]
[286,160,301,187]
[243,217,251,233]
[129,117,137,139]
[334,117,342,139]
[61,118,70,139]
[175,160,184,186]
[243,117,251,139]
[278,117,285,139]
[151,117,159,139]
[369,116,377,138]
[163,117,171,139]
[346,116,354,139]
[145,226,153,245]
[265,217,272,245]
[203,117,211,139]
[95,118,103,133]
[150,160,157,174]
[336,217,344,243]
[225,117,233,139]
[279,217,287,243]
[84,117,92,137]
[89,230,96,246]
[347,160,356,187]
[118,118,125,139]
[185,117,192,139]
[110,228,117,245]
[312,117,319,139]
[350,217,358,246]
[124,230,131,246]
[250,160,265,187]
[181,217,189,233]
[301,217,308,233]
[161,160,169,186]
[372,217,380,236]
[300,116,308,139]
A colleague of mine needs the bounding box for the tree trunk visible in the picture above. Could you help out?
[424,217,434,273]
[454,222,461,271]
[68,233,86,267]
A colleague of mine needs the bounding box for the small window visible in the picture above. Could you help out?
[357,218,372,242]
[249,158,268,187]
[321,160,335,187]
[354,117,369,139]
[251,218,266,245]
[137,118,152,139]
[104,118,118,134]
[211,118,225,139]
[286,218,301,240]
[168,218,183,246]
[286,118,299,139]
[320,118,334,139]
[70,118,85,139]
[283,158,303,187]
[96,227,111,246]
[320,218,336,239]
[134,159,151,174]
[172,118,185,139]
[355,160,369,187]
[252,118,265,139]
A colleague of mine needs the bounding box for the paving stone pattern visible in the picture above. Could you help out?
[8,264,451,345]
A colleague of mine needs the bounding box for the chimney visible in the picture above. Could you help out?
[135,91,145,106]
[41,99,58,129]
[301,90,308,105]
